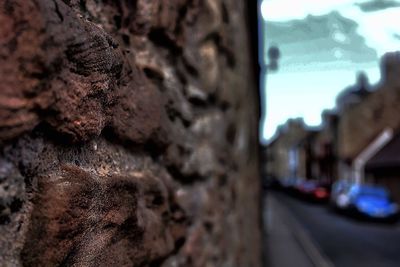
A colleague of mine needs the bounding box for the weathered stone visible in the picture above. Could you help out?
[0,159,30,266]
[0,0,163,144]
[0,0,261,266]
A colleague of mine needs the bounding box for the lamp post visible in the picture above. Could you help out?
[260,45,281,144]
[258,3,281,266]
[267,46,280,72]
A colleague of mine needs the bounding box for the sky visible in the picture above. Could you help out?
[259,0,400,143]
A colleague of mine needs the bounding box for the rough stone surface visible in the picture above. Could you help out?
[0,0,261,266]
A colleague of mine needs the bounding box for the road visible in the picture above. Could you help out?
[271,191,400,267]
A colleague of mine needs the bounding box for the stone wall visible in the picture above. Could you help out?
[266,119,308,180]
[338,52,400,161]
[0,1,261,266]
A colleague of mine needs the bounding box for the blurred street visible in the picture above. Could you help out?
[260,2,400,267]
[266,191,400,267]
[264,192,332,267]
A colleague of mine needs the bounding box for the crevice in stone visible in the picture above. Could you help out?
[148,28,182,55]
[53,0,64,22]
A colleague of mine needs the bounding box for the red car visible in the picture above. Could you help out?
[296,180,330,202]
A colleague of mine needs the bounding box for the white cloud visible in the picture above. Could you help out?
[261,0,400,57]
[259,0,400,142]
[334,49,344,59]
[261,0,356,21]
[333,31,348,43]
[340,7,400,55]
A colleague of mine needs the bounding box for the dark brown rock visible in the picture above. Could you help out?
[0,0,261,266]
[0,0,163,144]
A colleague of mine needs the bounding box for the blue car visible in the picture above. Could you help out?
[347,184,399,221]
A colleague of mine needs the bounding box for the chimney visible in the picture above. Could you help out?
[380,52,400,86]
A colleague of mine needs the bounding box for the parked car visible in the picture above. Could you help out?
[280,177,304,195]
[331,182,399,221]
[279,177,295,190]
[296,180,330,202]
[262,176,281,190]
[330,179,352,210]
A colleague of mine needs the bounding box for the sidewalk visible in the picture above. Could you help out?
[263,192,334,267]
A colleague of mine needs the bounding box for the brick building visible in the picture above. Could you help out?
[265,118,310,180]
[337,52,400,185]
[365,133,400,202]
[265,52,400,201]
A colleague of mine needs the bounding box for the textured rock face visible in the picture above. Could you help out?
[0,0,261,266]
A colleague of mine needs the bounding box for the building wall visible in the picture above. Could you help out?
[313,132,338,182]
[367,175,400,203]
[297,147,307,178]
[266,119,309,180]
[0,1,262,266]
[338,52,400,162]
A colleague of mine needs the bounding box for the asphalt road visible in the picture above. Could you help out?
[272,191,400,267]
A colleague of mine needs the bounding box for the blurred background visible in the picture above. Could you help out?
[259,1,400,266]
